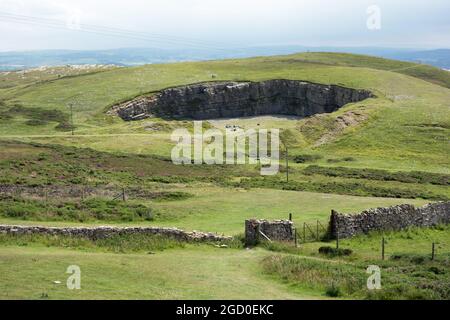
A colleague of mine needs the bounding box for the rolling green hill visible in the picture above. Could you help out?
[0,52,448,173]
[0,52,449,300]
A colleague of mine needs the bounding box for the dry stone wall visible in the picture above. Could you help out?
[110,80,373,121]
[245,219,294,245]
[328,201,450,239]
[0,225,231,242]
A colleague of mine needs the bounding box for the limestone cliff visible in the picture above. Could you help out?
[109,80,374,121]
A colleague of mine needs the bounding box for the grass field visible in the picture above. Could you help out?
[0,225,448,300]
[0,246,320,300]
[1,52,448,174]
[0,52,449,300]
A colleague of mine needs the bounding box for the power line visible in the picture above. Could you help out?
[0,11,237,52]
[0,11,228,47]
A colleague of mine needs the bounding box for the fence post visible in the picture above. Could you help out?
[316,220,320,241]
[295,229,298,247]
[382,237,385,260]
[431,242,435,261]
[122,188,126,202]
[289,213,292,222]
[303,223,306,243]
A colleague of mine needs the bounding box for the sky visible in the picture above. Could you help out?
[1,0,450,52]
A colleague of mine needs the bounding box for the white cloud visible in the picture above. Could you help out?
[0,0,449,51]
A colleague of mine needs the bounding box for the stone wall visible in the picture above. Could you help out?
[245,219,294,246]
[328,201,450,239]
[110,80,373,121]
[0,225,231,242]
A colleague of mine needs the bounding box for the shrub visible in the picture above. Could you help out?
[55,121,75,132]
[319,246,353,257]
[303,165,450,186]
[25,119,48,126]
[326,283,342,297]
[0,196,156,223]
[294,154,323,163]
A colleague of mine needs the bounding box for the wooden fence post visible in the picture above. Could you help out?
[122,188,126,202]
[431,243,435,261]
[303,223,306,243]
[316,220,320,241]
[289,213,292,221]
[295,229,298,247]
[382,237,385,260]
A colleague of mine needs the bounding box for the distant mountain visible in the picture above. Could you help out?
[1,47,449,71]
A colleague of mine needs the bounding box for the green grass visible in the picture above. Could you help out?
[0,52,448,176]
[0,65,118,89]
[260,225,450,299]
[0,140,437,234]
[144,187,429,234]
[0,232,187,254]
[1,52,449,300]
[262,251,449,300]
[0,186,428,235]
[0,246,320,300]
[1,225,448,300]
[277,52,450,89]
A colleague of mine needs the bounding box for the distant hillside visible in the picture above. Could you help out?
[385,49,450,69]
[2,47,450,72]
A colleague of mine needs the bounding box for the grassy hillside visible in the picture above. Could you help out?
[0,52,449,174]
[0,52,449,300]
[274,52,450,89]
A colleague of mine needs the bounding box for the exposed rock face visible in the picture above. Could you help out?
[110,80,374,121]
[328,201,450,239]
[0,225,231,242]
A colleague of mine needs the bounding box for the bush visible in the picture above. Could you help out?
[366,284,439,300]
[55,121,75,132]
[0,233,186,254]
[319,246,353,257]
[25,119,48,126]
[303,165,450,186]
[232,176,447,200]
[262,255,366,297]
[326,283,342,297]
[0,196,156,223]
[390,253,430,264]
[294,154,323,163]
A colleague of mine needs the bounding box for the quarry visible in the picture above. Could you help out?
[110,80,374,121]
